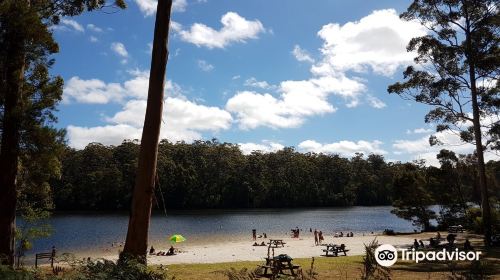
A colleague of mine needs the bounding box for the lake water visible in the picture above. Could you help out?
[23,206,415,255]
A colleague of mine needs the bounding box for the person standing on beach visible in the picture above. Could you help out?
[314,229,318,245]
[319,231,324,244]
[252,229,257,241]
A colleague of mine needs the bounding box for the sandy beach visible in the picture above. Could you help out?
[83,233,420,265]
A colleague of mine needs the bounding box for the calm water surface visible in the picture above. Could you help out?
[25,206,415,254]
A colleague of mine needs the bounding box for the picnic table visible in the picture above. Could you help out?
[448,225,465,233]
[321,244,349,257]
[258,255,300,278]
[267,239,286,248]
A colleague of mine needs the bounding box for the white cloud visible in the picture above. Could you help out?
[244,77,276,90]
[65,71,233,149]
[292,45,315,63]
[67,124,142,149]
[232,75,241,80]
[55,19,84,32]
[172,0,188,12]
[111,42,129,58]
[177,12,265,49]
[134,0,156,16]
[197,60,214,72]
[89,36,98,43]
[170,21,183,32]
[227,91,310,129]
[298,139,387,157]
[224,9,422,130]
[312,9,426,76]
[134,0,188,16]
[367,95,386,109]
[67,97,232,149]
[226,74,365,129]
[107,98,232,132]
[238,141,284,155]
[64,70,183,104]
[406,128,434,134]
[63,77,123,104]
[392,130,499,166]
[87,24,103,32]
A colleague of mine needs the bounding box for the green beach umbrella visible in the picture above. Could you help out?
[169,234,186,243]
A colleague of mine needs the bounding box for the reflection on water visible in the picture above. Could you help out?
[24,206,414,254]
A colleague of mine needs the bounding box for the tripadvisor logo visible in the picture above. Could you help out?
[375,244,398,267]
[375,244,482,267]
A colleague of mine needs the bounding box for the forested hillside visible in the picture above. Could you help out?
[51,139,500,211]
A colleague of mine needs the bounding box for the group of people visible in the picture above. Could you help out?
[149,245,176,256]
[313,229,324,245]
[412,239,426,249]
[291,227,300,238]
[252,229,267,240]
[414,232,473,251]
[334,231,354,237]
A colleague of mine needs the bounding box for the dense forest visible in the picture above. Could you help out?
[50,139,500,213]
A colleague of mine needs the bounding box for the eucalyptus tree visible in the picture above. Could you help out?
[0,0,125,266]
[388,0,499,244]
[122,0,173,263]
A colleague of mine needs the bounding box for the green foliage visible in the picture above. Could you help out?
[213,267,259,280]
[49,140,499,213]
[51,140,398,210]
[0,265,41,280]
[64,258,168,280]
[391,163,437,231]
[0,0,127,265]
[468,206,500,234]
[359,239,391,280]
[15,208,53,268]
[0,257,169,280]
[388,0,499,149]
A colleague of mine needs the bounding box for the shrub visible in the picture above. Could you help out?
[359,239,391,280]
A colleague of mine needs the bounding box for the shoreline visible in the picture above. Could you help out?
[45,233,423,265]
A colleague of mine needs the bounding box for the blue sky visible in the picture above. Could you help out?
[49,0,492,165]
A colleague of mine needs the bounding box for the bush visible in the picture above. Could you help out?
[383,229,395,236]
[0,256,170,280]
[0,265,37,280]
[359,239,391,280]
[468,207,500,234]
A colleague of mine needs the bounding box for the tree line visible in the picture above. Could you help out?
[50,140,499,216]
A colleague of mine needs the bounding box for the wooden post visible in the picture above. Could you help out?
[51,246,55,268]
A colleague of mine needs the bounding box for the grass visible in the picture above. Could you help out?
[159,255,500,280]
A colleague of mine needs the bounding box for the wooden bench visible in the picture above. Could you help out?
[35,246,56,268]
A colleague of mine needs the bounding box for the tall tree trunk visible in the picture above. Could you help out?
[470,78,492,246]
[464,9,492,247]
[122,0,172,263]
[0,3,26,266]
